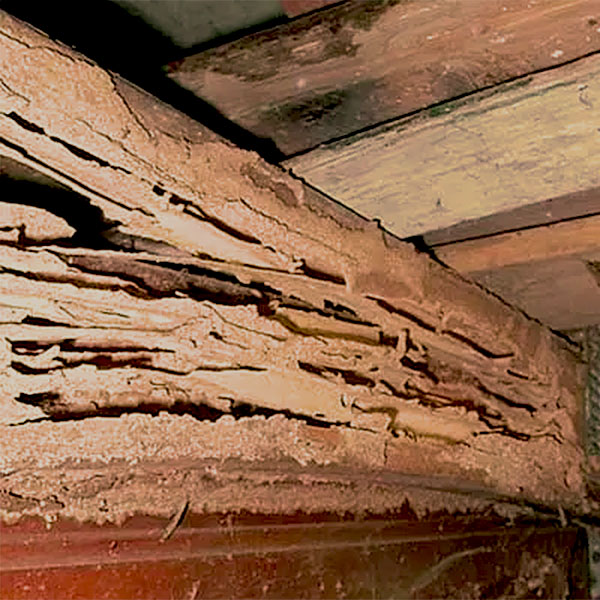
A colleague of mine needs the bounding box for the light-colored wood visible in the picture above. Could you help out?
[286,53,600,238]
[0,11,587,516]
[167,0,600,155]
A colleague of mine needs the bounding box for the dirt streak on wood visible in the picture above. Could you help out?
[0,11,588,518]
[167,0,600,155]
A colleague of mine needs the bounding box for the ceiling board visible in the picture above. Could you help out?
[167,0,600,155]
[285,54,600,238]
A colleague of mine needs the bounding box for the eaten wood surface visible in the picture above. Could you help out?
[167,0,600,156]
[286,52,600,238]
[0,11,589,520]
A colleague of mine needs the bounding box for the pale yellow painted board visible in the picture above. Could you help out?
[285,55,600,237]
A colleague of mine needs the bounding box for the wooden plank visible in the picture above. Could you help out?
[473,257,600,331]
[0,11,588,518]
[167,0,600,156]
[434,214,600,330]
[286,53,600,238]
[419,186,600,247]
[0,515,587,600]
[436,214,600,273]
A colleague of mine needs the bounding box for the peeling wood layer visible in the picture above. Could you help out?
[0,241,575,450]
[0,11,589,518]
[285,53,600,238]
[167,0,600,155]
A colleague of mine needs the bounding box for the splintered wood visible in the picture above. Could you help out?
[0,11,588,516]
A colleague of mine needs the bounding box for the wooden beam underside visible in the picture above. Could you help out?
[0,11,590,521]
[286,53,600,238]
[167,0,600,156]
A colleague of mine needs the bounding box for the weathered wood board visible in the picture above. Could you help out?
[419,186,600,247]
[167,0,600,155]
[286,53,600,238]
[0,11,589,521]
[433,214,600,330]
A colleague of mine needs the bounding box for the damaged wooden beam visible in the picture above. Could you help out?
[166,0,600,156]
[0,10,591,523]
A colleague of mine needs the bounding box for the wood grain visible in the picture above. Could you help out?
[286,53,600,237]
[167,0,600,155]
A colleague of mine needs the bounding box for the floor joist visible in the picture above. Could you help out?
[0,10,590,522]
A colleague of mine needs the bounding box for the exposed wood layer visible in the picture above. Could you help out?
[0,11,587,516]
[286,53,600,238]
[167,0,600,155]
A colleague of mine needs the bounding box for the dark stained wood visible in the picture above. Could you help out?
[0,513,590,599]
[286,53,600,238]
[167,0,600,155]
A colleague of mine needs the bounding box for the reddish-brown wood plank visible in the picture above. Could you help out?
[0,514,589,599]
[433,214,600,330]
[167,0,600,155]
